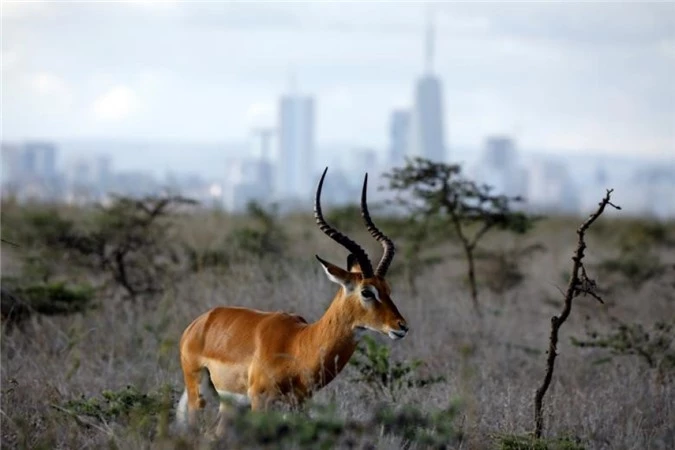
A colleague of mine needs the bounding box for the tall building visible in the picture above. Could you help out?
[526,157,580,214]
[389,110,411,167]
[483,136,517,168]
[278,86,315,200]
[1,141,58,182]
[1,143,23,184]
[251,127,276,198]
[24,142,58,179]
[472,136,527,200]
[408,14,446,162]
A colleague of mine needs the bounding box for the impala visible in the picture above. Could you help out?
[176,167,408,436]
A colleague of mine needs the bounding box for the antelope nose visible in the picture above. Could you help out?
[398,321,409,332]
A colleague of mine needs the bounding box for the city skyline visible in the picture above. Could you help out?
[3,2,674,160]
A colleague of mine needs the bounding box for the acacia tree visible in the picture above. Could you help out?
[383,157,535,313]
[382,214,446,296]
[58,194,197,300]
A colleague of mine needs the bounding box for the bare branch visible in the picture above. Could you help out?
[1,238,19,247]
[534,189,620,438]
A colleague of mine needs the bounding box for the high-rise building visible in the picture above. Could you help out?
[251,127,276,198]
[278,87,315,200]
[526,157,579,214]
[24,142,58,179]
[389,110,411,167]
[483,136,517,169]
[1,141,58,182]
[1,143,22,184]
[408,14,446,162]
[472,136,527,200]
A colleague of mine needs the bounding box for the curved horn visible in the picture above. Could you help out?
[361,174,395,277]
[314,167,374,278]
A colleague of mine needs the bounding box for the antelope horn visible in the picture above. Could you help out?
[361,174,395,277]
[314,167,374,278]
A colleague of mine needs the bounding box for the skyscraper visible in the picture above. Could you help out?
[408,13,447,162]
[278,87,315,200]
[472,136,527,199]
[389,109,411,167]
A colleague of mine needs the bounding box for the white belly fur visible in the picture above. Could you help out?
[217,390,250,406]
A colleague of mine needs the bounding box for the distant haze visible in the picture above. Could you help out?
[3,2,674,159]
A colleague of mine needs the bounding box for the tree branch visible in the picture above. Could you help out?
[534,189,620,438]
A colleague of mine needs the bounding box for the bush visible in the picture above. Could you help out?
[212,401,461,449]
[349,335,444,399]
[58,385,173,437]
[571,319,675,378]
[597,219,672,287]
[497,434,585,450]
[1,279,95,327]
[227,201,288,259]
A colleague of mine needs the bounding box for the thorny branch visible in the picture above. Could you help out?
[533,189,621,438]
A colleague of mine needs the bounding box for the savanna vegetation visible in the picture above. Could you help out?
[1,159,673,449]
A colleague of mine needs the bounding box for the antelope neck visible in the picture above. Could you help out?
[301,295,359,379]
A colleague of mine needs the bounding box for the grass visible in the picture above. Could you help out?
[1,204,674,449]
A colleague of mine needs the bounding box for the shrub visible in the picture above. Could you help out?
[572,319,675,378]
[227,201,288,259]
[57,385,173,437]
[349,335,444,399]
[497,434,586,450]
[1,279,95,327]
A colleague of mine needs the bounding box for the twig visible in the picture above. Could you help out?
[1,238,19,247]
[49,403,114,436]
[533,189,620,438]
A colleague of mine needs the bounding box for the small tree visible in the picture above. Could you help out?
[383,157,535,312]
[58,194,197,300]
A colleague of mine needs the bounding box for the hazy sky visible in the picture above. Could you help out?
[3,1,674,158]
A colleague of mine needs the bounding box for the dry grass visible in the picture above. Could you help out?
[1,206,674,449]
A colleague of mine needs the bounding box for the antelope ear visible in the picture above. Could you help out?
[346,254,362,273]
[316,255,354,289]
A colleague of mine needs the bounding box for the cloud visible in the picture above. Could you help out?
[92,86,140,121]
[29,72,73,112]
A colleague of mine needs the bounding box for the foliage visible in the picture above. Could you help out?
[226,403,349,449]
[1,279,95,327]
[324,204,362,234]
[207,401,461,449]
[597,219,672,287]
[349,335,444,398]
[227,201,288,259]
[379,214,447,294]
[383,157,537,312]
[371,402,463,448]
[57,386,462,449]
[478,242,547,294]
[1,207,80,282]
[598,257,664,286]
[572,319,675,376]
[58,385,172,436]
[186,246,231,272]
[497,434,585,450]
[3,195,197,300]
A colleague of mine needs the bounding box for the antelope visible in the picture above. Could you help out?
[176,167,408,436]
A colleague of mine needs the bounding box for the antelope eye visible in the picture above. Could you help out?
[361,289,375,300]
